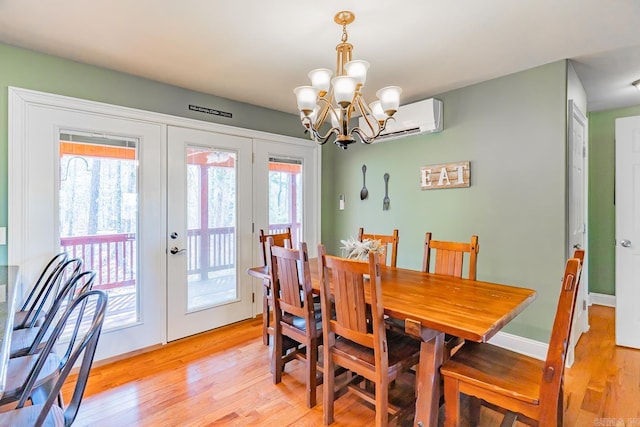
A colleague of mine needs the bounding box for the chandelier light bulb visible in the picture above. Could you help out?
[332,76,357,108]
[344,60,370,88]
[369,100,387,122]
[294,86,318,115]
[377,86,402,115]
[308,68,333,96]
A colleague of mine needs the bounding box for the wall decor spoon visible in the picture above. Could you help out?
[383,173,390,210]
[360,164,368,200]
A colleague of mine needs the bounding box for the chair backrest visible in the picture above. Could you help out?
[19,252,69,312]
[19,257,83,329]
[422,232,479,280]
[573,248,585,266]
[538,256,582,417]
[259,227,292,266]
[268,239,315,323]
[318,245,386,357]
[16,290,108,427]
[25,270,97,358]
[357,228,399,268]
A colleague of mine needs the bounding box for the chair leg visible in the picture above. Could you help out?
[271,325,283,384]
[323,351,335,425]
[375,379,389,427]
[307,337,318,408]
[469,396,481,426]
[443,377,461,427]
[557,383,564,427]
[262,280,270,346]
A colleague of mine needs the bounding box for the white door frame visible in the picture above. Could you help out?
[566,99,589,366]
[8,87,318,359]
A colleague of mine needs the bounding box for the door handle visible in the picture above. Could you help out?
[573,243,581,249]
[621,240,632,248]
[170,247,187,254]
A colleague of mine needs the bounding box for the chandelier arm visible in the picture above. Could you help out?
[313,96,334,129]
[351,127,376,144]
[304,117,340,145]
[353,94,379,138]
[352,116,394,144]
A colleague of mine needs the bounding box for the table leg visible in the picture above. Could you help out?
[405,319,444,427]
[262,278,271,346]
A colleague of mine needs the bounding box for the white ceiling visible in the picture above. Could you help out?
[1,0,639,114]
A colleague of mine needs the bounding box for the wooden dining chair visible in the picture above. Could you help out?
[440,251,584,427]
[318,245,420,426]
[267,238,322,408]
[421,233,480,358]
[358,227,399,268]
[258,227,292,345]
[422,232,479,280]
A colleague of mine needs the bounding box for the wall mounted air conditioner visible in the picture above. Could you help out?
[359,98,443,142]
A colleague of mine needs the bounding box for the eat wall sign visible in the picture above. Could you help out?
[420,161,470,190]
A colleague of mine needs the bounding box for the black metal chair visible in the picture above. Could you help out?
[13,252,69,329]
[14,257,83,331]
[0,290,108,426]
[10,270,97,358]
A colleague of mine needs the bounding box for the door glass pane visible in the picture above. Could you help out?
[268,157,303,248]
[186,147,237,310]
[58,133,139,331]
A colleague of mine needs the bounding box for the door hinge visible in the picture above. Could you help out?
[252,222,255,233]
[252,292,255,303]
[582,145,586,158]
[583,300,587,311]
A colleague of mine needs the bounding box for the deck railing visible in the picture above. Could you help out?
[61,222,301,289]
[61,233,136,290]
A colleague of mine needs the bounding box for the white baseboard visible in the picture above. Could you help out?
[589,292,616,307]
[488,331,548,361]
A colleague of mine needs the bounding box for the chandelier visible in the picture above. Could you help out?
[294,11,401,149]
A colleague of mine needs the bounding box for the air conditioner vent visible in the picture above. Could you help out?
[360,98,443,142]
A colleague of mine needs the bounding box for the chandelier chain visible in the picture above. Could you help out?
[341,24,348,43]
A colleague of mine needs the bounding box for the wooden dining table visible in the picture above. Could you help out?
[247,259,536,427]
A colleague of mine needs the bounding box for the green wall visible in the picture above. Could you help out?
[1,42,602,343]
[588,104,640,295]
[322,61,569,342]
[0,42,305,263]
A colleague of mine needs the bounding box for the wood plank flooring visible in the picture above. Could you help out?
[47,305,638,426]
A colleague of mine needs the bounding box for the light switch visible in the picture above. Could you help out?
[0,227,6,245]
[339,195,345,211]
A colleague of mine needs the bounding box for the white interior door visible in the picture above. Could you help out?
[567,100,589,362]
[9,94,166,361]
[615,115,640,349]
[252,139,319,314]
[166,126,253,341]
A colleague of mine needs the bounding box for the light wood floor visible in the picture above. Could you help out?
[53,305,638,426]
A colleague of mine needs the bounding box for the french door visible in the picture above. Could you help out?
[10,88,319,357]
[166,126,253,340]
[9,97,166,361]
